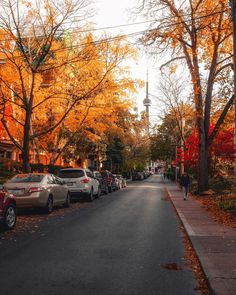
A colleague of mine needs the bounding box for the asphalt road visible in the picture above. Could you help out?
[0,175,199,295]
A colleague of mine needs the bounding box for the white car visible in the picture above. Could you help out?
[4,173,70,213]
[113,174,122,190]
[58,168,100,201]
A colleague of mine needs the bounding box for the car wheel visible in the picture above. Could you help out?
[64,193,70,208]
[4,204,16,230]
[104,185,109,195]
[97,186,101,198]
[87,188,94,202]
[45,195,53,213]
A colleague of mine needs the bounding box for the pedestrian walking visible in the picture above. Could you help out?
[180,172,190,200]
[163,171,166,180]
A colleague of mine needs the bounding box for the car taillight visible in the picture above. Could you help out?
[29,187,43,193]
[81,178,90,184]
[2,186,7,192]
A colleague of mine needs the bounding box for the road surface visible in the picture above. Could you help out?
[0,175,199,295]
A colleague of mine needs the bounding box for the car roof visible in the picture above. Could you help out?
[13,173,48,177]
[60,168,84,170]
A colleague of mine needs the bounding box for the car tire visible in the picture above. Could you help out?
[87,188,94,202]
[64,193,70,208]
[45,195,53,214]
[97,186,101,198]
[104,185,109,195]
[3,204,16,230]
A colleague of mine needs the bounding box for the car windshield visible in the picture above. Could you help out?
[58,169,85,178]
[8,174,44,183]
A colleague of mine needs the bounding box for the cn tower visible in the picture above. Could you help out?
[143,70,152,130]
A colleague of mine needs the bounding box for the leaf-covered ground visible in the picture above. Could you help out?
[194,194,236,229]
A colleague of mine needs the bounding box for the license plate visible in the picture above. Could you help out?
[8,189,25,196]
[66,182,74,186]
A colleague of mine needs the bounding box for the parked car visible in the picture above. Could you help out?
[132,171,144,181]
[144,171,151,178]
[3,173,70,213]
[0,191,17,230]
[100,170,116,193]
[117,174,127,188]
[58,168,100,201]
[93,171,109,195]
[113,174,121,190]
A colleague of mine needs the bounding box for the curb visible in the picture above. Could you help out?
[163,186,214,295]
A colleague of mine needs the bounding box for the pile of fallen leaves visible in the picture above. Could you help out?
[183,235,210,295]
[194,194,236,229]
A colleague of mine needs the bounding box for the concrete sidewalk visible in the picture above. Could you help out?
[165,181,236,295]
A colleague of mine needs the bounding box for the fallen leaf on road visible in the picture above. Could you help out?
[160,263,182,271]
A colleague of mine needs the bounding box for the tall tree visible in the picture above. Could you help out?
[35,34,140,166]
[0,0,93,172]
[139,0,234,192]
[0,1,138,172]
[150,103,194,164]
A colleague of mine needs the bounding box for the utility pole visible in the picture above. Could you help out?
[231,0,236,176]
[180,117,185,176]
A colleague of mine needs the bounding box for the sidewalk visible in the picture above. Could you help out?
[165,181,236,295]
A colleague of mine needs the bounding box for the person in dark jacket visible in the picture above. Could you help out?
[180,172,190,200]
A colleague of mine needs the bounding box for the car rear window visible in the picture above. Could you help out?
[58,169,85,178]
[9,174,44,183]
[101,172,108,177]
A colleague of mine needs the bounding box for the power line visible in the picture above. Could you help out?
[0,7,228,42]
[0,8,230,64]
[54,7,229,32]
[48,9,230,54]
[25,9,228,56]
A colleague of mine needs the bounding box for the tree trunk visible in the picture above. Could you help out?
[198,134,209,193]
[22,111,31,173]
[50,156,55,166]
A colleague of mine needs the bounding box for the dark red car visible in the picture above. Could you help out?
[0,191,17,230]
[100,170,116,193]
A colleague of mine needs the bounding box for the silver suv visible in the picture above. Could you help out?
[58,168,100,201]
